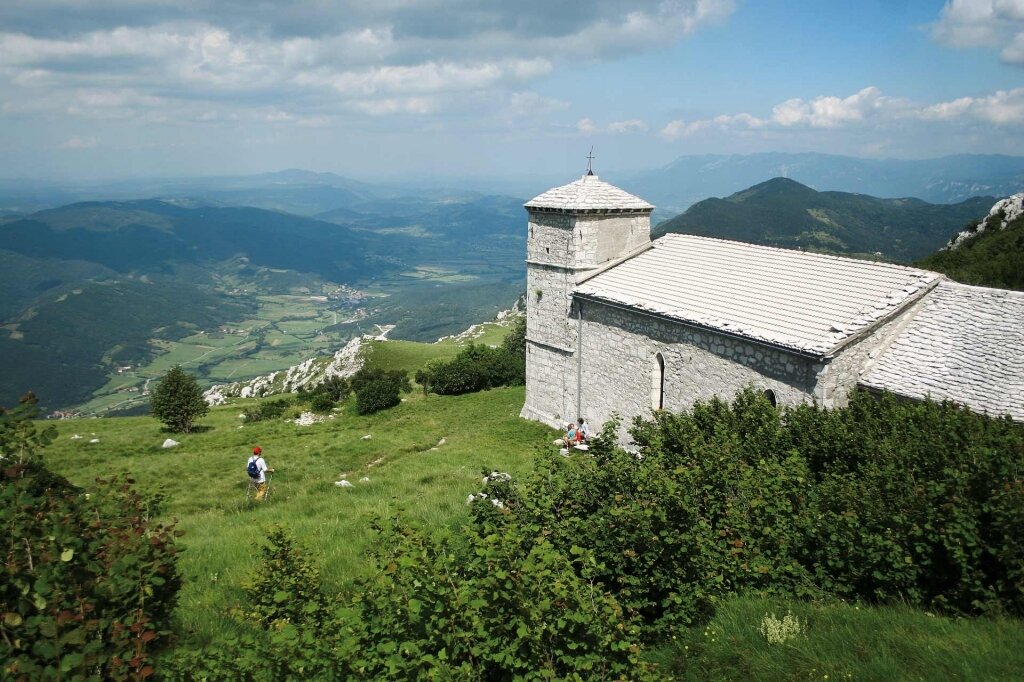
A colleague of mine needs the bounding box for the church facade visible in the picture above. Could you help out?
[520,173,1024,435]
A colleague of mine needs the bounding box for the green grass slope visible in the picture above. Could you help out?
[917,208,1024,290]
[30,334,1024,677]
[43,384,553,644]
[651,596,1024,680]
[655,177,992,261]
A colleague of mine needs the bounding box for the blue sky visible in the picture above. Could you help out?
[1,1,1022,180]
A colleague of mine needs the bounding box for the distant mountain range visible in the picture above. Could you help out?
[5,153,1022,221]
[655,177,993,261]
[624,153,1024,217]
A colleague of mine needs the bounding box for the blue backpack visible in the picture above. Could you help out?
[247,457,260,479]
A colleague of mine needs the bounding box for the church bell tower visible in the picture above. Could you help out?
[519,170,654,427]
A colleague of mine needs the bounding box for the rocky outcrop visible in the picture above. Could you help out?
[204,336,366,405]
[946,193,1024,249]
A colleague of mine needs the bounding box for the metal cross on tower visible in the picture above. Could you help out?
[586,147,595,176]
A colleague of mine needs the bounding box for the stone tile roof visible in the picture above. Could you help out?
[860,281,1024,421]
[525,174,654,213]
[574,233,941,356]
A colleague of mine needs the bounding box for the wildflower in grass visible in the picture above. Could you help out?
[759,610,804,645]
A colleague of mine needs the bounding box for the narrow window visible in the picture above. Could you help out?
[651,353,665,410]
[763,389,777,408]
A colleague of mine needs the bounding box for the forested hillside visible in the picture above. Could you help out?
[654,177,992,261]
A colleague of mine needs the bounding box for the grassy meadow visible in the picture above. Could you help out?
[33,334,1024,677]
[43,379,554,646]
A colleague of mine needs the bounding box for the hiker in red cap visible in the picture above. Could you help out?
[246,446,275,501]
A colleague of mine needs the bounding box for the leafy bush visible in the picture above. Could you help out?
[242,526,328,629]
[349,516,660,680]
[486,388,1024,638]
[241,397,292,423]
[313,375,350,402]
[309,392,336,413]
[149,365,208,433]
[349,367,411,395]
[1,394,181,681]
[419,324,526,396]
[355,379,401,415]
[163,526,352,681]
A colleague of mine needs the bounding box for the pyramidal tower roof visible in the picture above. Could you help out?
[525,173,654,214]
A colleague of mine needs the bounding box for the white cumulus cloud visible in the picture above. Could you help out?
[930,0,1024,65]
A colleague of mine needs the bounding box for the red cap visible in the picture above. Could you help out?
[252,446,262,455]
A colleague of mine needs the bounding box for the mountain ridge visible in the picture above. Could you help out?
[654,177,993,261]
[625,152,1024,216]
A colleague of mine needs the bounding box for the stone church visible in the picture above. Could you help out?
[520,172,1024,435]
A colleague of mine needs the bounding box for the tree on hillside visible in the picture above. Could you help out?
[150,365,208,433]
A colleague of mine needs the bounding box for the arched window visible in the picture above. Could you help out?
[763,389,777,408]
[651,352,666,411]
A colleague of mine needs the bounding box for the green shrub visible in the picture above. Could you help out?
[242,397,292,423]
[349,367,410,395]
[242,526,328,629]
[313,375,350,402]
[488,388,1024,636]
[309,392,335,413]
[355,379,401,415]
[350,517,661,680]
[163,526,352,681]
[1,394,181,681]
[420,341,525,396]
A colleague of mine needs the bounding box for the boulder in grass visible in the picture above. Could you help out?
[71,434,83,440]
[359,477,370,483]
[335,479,354,488]
[89,438,100,444]
[162,438,180,449]
[361,434,372,440]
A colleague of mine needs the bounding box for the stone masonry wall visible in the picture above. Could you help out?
[576,213,651,266]
[526,264,576,352]
[575,300,819,441]
[521,343,575,427]
[522,209,653,428]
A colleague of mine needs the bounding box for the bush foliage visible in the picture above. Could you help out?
[0,394,181,681]
[149,365,208,433]
[241,397,292,423]
[417,316,525,396]
[481,389,1024,639]
[350,367,410,415]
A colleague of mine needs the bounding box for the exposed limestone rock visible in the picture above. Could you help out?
[947,193,1024,249]
[204,336,366,404]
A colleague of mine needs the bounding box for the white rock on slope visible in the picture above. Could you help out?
[204,336,366,405]
[947,193,1024,249]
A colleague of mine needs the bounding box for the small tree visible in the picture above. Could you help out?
[150,365,208,433]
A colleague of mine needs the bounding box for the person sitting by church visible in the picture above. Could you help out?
[576,417,591,443]
[562,423,577,449]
